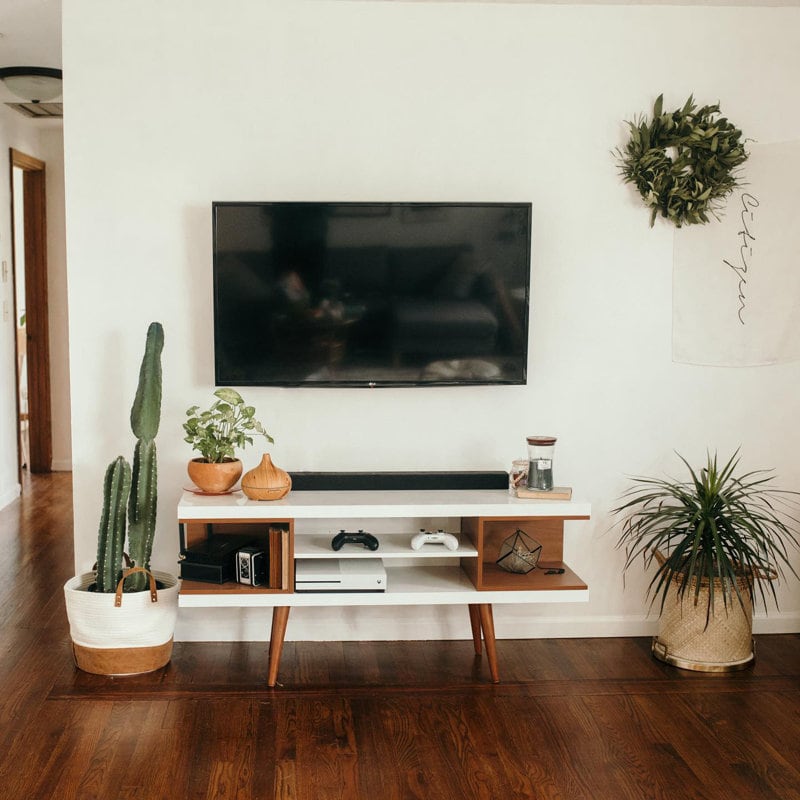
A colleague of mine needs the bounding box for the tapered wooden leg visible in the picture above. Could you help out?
[267,606,291,687]
[468,604,483,655]
[478,604,500,683]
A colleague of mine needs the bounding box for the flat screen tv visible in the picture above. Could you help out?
[213,202,531,387]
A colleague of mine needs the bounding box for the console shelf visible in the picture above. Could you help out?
[180,565,588,607]
[177,488,591,685]
[294,532,479,559]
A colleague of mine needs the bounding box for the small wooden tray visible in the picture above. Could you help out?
[515,486,573,500]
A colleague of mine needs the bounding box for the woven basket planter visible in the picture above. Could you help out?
[652,566,754,672]
[64,567,179,676]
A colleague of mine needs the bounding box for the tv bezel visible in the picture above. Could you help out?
[212,201,532,388]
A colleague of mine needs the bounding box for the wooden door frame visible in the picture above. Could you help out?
[10,148,52,475]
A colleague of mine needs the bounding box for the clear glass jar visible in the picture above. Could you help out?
[526,436,556,491]
[509,459,528,495]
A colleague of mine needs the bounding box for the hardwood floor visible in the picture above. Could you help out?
[1,472,799,799]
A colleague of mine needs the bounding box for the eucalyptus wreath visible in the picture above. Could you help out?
[615,94,749,227]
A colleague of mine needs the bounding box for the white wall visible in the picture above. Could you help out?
[0,108,70,505]
[62,1,800,641]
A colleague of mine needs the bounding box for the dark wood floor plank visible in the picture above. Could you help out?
[354,697,433,800]
[293,697,360,800]
[522,695,625,800]
[633,691,782,800]
[198,701,258,800]
[492,712,571,800]
[78,701,151,800]
[272,696,300,799]
[411,695,510,798]
[28,700,114,799]
[574,692,713,800]
[679,690,800,799]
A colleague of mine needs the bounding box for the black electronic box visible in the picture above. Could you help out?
[179,534,256,584]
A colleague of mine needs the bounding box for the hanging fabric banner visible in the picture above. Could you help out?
[672,140,800,366]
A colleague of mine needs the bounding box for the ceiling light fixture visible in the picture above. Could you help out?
[0,66,62,103]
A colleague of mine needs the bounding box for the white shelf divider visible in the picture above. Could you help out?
[179,565,589,608]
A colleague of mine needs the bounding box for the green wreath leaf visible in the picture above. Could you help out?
[615,94,749,228]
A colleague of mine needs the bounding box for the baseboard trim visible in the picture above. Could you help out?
[174,608,659,643]
[174,607,800,643]
[51,460,72,472]
[0,484,21,511]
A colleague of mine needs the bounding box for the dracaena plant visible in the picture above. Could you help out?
[612,450,800,622]
[183,388,273,463]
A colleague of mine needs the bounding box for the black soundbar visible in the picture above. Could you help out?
[288,471,508,492]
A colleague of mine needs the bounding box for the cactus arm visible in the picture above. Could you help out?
[96,456,131,592]
[130,321,164,442]
[126,439,157,592]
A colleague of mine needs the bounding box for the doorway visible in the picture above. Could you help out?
[10,148,52,476]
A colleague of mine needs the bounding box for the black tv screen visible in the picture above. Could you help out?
[213,202,531,387]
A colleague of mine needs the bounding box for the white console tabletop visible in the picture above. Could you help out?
[178,488,591,520]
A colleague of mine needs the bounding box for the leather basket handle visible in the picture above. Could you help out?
[115,567,158,607]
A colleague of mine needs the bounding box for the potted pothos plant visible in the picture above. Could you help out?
[613,450,800,672]
[183,388,273,493]
[63,322,180,676]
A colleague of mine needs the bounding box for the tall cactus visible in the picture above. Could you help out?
[95,322,164,593]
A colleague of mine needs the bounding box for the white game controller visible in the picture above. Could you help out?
[410,528,459,551]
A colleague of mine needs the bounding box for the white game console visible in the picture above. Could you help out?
[295,559,387,592]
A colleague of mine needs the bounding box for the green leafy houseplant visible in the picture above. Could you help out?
[183,388,272,463]
[613,451,800,622]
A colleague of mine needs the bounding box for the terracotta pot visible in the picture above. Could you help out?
[241,453,292,500]
[187,457,242,493]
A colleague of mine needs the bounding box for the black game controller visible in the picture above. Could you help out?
[331,529,380,551]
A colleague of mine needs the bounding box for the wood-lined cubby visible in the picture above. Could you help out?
[178,518,294,595]
[460,516,586,591]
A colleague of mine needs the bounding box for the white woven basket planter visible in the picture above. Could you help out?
[64,569,180,676]
[652,574,754,673]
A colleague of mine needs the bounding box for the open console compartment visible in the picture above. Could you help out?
[460,516,587,591]
[179,519,294,594]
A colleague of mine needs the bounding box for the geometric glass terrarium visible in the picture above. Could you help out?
[495,528,543,574]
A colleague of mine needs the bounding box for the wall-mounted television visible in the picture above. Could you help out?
[213,202,531,387]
